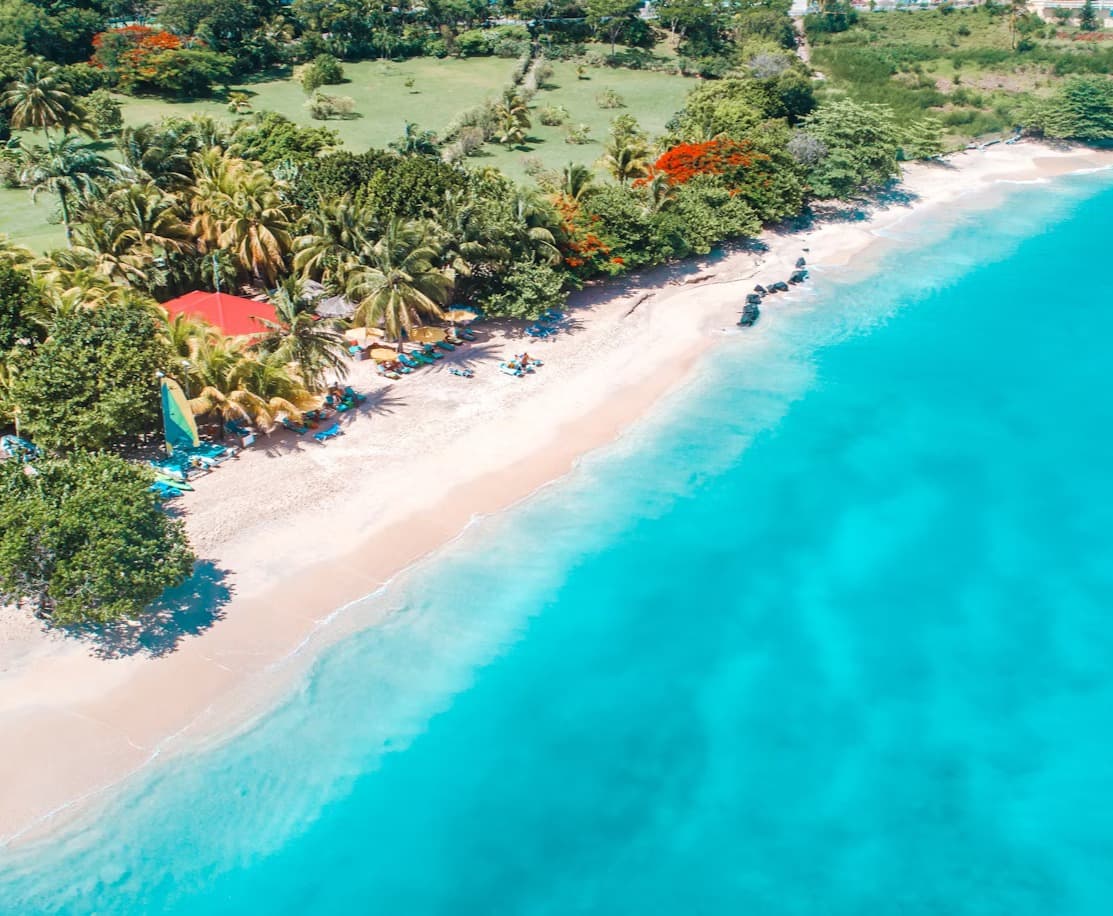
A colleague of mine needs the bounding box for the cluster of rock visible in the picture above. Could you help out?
[738,257,809,328]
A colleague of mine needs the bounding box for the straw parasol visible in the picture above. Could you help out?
[370,348,399,362]
[444,308,478,325]
[346,327,385,348]
[409,326,447,344]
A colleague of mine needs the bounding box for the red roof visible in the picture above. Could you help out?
[162,290,278,337]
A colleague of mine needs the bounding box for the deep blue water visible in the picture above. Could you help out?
[3,174,1113,914]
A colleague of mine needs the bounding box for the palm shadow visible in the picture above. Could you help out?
[69,560,234,660]
[359,386,406,417]
[435,342,501,368]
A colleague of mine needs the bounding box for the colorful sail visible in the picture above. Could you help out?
[161,377,199,454]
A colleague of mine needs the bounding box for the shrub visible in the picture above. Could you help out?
[483,260,567,319]
[313,54,344,84]
[85,89,123,137]
[596,88,625,109]
[306,92,356,120]
[539,105,570,126]
[565,123,593,144]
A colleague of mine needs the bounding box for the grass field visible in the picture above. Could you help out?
[0,187,66,251]
[810,8,1113,146]
[479,61,693,181]
[0,55,694,250]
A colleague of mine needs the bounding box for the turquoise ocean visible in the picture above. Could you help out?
[3,173,1113,914]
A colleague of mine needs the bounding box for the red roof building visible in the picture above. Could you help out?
[162,291,278,337]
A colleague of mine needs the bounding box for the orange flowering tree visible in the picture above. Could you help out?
[92,28,233,96]
[552,193,623,279]
[640,136,804,223]
[642,139,762,187]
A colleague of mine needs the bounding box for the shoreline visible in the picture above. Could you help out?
[2,140,1111,847]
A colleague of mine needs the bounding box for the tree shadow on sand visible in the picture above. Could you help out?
[68,560,234,660]
[780,182,923,231]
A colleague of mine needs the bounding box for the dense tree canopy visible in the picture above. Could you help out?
[796,99,902,199]
[1029,76,1113,142]
[0,452,194,624]
[9,299,171,451]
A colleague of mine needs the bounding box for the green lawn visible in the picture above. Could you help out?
[0,55,695,250]
[119,56,517,151]
[479,61,694,181]
[0,186,67,251]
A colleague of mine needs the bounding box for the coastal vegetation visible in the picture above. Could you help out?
[807,4,1113,145]
[0,0,1110,625]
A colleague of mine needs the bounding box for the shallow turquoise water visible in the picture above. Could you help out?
[4,175,1113,913]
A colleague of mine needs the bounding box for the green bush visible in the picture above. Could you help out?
[0,453,194,625]
[85,89,123,137]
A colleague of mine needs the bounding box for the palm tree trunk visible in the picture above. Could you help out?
[58,187,73,248]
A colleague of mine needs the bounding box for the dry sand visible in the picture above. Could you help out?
[1,141,1111,844]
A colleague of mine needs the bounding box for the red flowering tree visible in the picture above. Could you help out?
[641,139,763,187]
[91,28,232,96]
[552,194,619,279]
[92,28,181,85]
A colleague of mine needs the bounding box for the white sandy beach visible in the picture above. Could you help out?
[1,140,1111,844]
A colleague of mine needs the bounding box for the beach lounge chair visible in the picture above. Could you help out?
[0,435,40,461]
[397,353,422,370]
[449,367,474,378]
[282,418,309,434]
[436,339,456,352]
[225,420,251,437]
[343,386,367,402]
[457,328,478,341]
[150,480,181,500]
[420,344,444,360]
[313,424,343,443]
[445,333,465,346]
[499,362,523,377]
[409,350,436,365]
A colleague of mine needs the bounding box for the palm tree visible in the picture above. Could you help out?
[161,310,217,383]
[252,279,350,391]
[601,132,651,185]
[639,171,677,215]
[19,135,118,245]
[511,190,562,265]
[191,152,295,286]
[559,162,595,202]
[293,196,377,283]
[494,90,531,148]
[436,189,512,280]
[340,219,452,347]
[104,182,193,257]
[1,63,86,135]
[117,122,197,190]
[390,122,439,157]
[187,338,315,432]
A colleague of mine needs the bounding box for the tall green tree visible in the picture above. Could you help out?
[798,99,901,199]
[0,258,45,352]
[341,218,452,346]
[0,453,194,625]
[252,280,350,391]
[584,0,642,57]
[9,299,171,451]
[0,62,86,135]
[1079,0,1099,31]
[19,135,118,246]
[1029,75,1113,141]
